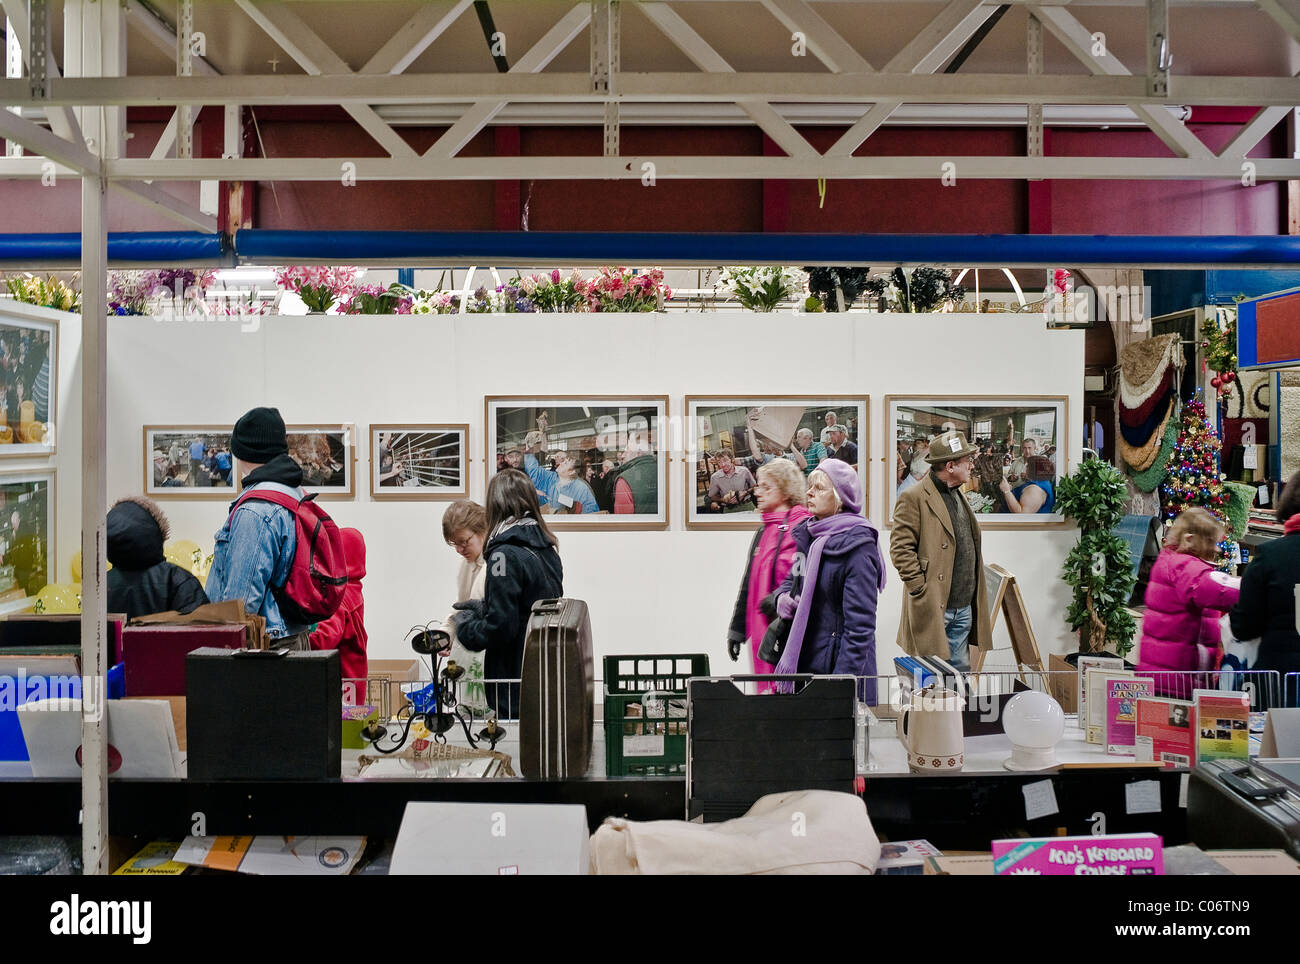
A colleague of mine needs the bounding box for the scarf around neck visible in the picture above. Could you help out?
[774,511,886,689]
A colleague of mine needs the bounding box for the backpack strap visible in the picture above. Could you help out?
[230,485,316,519]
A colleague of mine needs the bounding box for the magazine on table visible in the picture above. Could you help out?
[1194,689,1251,763]
[1085,668,1134,744]
[1134,697,1196,768]
[1106,676,1156,755]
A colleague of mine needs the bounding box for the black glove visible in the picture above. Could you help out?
[448,599,483,629]
[727,635,743,662]
[759,591,780,621]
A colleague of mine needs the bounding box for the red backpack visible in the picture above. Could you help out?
[230,487,347,624]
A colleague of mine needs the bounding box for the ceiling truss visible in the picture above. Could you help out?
[0,0,1296,199]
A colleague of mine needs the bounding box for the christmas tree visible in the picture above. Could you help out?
[1159,393,1236,566]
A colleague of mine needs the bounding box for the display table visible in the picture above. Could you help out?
[0,714,1193,850]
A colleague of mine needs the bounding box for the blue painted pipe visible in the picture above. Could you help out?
[0,232,226,264]
[2,230,1300,268]
[233,231,1300,267]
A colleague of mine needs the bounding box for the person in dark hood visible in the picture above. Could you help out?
[770,458,886,704]
[205,406,312,645]
[106,496,208,619]
[450,468,563,718]
[309,527,367,687]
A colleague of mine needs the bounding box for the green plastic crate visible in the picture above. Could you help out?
[603,654,710,776]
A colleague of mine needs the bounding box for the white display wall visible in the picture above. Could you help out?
[52,310,1084,677]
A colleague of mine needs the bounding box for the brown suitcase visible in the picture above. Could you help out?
[519,598,594,779]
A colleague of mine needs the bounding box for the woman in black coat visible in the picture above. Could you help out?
[451,468,563,717]
[1231,472,1300,676]
[106,496,209,620]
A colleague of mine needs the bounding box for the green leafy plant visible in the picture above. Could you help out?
[4,273,81,312]
[1055,458,1138,657]
[719,266,806,311]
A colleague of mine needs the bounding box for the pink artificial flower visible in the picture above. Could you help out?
[551,269,561,284]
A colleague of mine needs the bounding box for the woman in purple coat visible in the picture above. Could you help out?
[771,458,886,703]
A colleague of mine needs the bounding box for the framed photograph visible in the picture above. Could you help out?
[370,424,469,500]
[0,305,58,457]
[0,471,54,615]
[884,395,1069,528]
[684,396,869,530]
[485,396,669,530]
[288,425,355,499]
[144,423,355,500]
[144,426,235,499]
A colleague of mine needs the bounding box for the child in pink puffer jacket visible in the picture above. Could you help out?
[1137,508,1241,681]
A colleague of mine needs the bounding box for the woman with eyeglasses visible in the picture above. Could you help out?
[441,499,491,714]
[448,471,564,718]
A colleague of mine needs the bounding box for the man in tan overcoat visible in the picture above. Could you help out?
[890,430,991,670]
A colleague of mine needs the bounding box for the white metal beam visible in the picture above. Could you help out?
[110,179,218,231]
[826,100,902,156]
[1,0,82,144]
[638,2,816,157]
[101,154,1300,181]
[80,159,109,879]
[883,0,1003,73]
[425,4,592,160]
[65,0,128,160]
[362,0,473,74]
[0,100,97,171]
[234,0,417,159]
[1,72,1298,107]
[1218,105,1292,158]
[1028,3,1213,159]
[759,0,874,72]
[1254,0,1300,46]
[124,0,218,75]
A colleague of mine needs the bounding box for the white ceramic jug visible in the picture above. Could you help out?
[897,686,965,773]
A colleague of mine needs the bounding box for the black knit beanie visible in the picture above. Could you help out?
[231,406,288,463]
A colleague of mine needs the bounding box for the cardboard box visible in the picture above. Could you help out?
[1048,653,1077,714]
[925,854,994,875]
[391,803,589,875]
[126,695,186,751]
[1206,850,1300,875]
[122,624,245,696]
[341,704,379,750]
[365,658,424,715]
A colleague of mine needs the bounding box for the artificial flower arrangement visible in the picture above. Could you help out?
[108,268,219,315]
[4,273,81,312]
[578,266,670,312]
[719,266,807,312]
[339,283,411,315]
[514,269,588,312]
[273,265,360,313]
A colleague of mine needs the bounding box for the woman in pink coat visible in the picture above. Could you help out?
[1137,508,1241,695]
[727,458,812,692]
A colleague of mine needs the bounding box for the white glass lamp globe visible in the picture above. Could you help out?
[1002,690,1066,771]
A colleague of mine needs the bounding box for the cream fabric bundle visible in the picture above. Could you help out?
[589,789,881,875]
[1119,333,1181,410]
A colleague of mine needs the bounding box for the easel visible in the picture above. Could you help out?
[972,563,1045,678]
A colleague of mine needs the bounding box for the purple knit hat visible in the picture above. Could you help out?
[813,458,862,514]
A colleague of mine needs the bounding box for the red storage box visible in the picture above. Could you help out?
[122,625,246,696]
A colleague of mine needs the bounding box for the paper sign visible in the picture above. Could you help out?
[1243,446,1259,469]
[1022,779,1060,821]
[624,734,665,757]
[1125,780,1162,815]
[1179,773,1189,809]
[993,833,1163,875]
[1259,485,1270,506]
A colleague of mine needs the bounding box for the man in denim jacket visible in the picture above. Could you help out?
[206,407,310,645]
